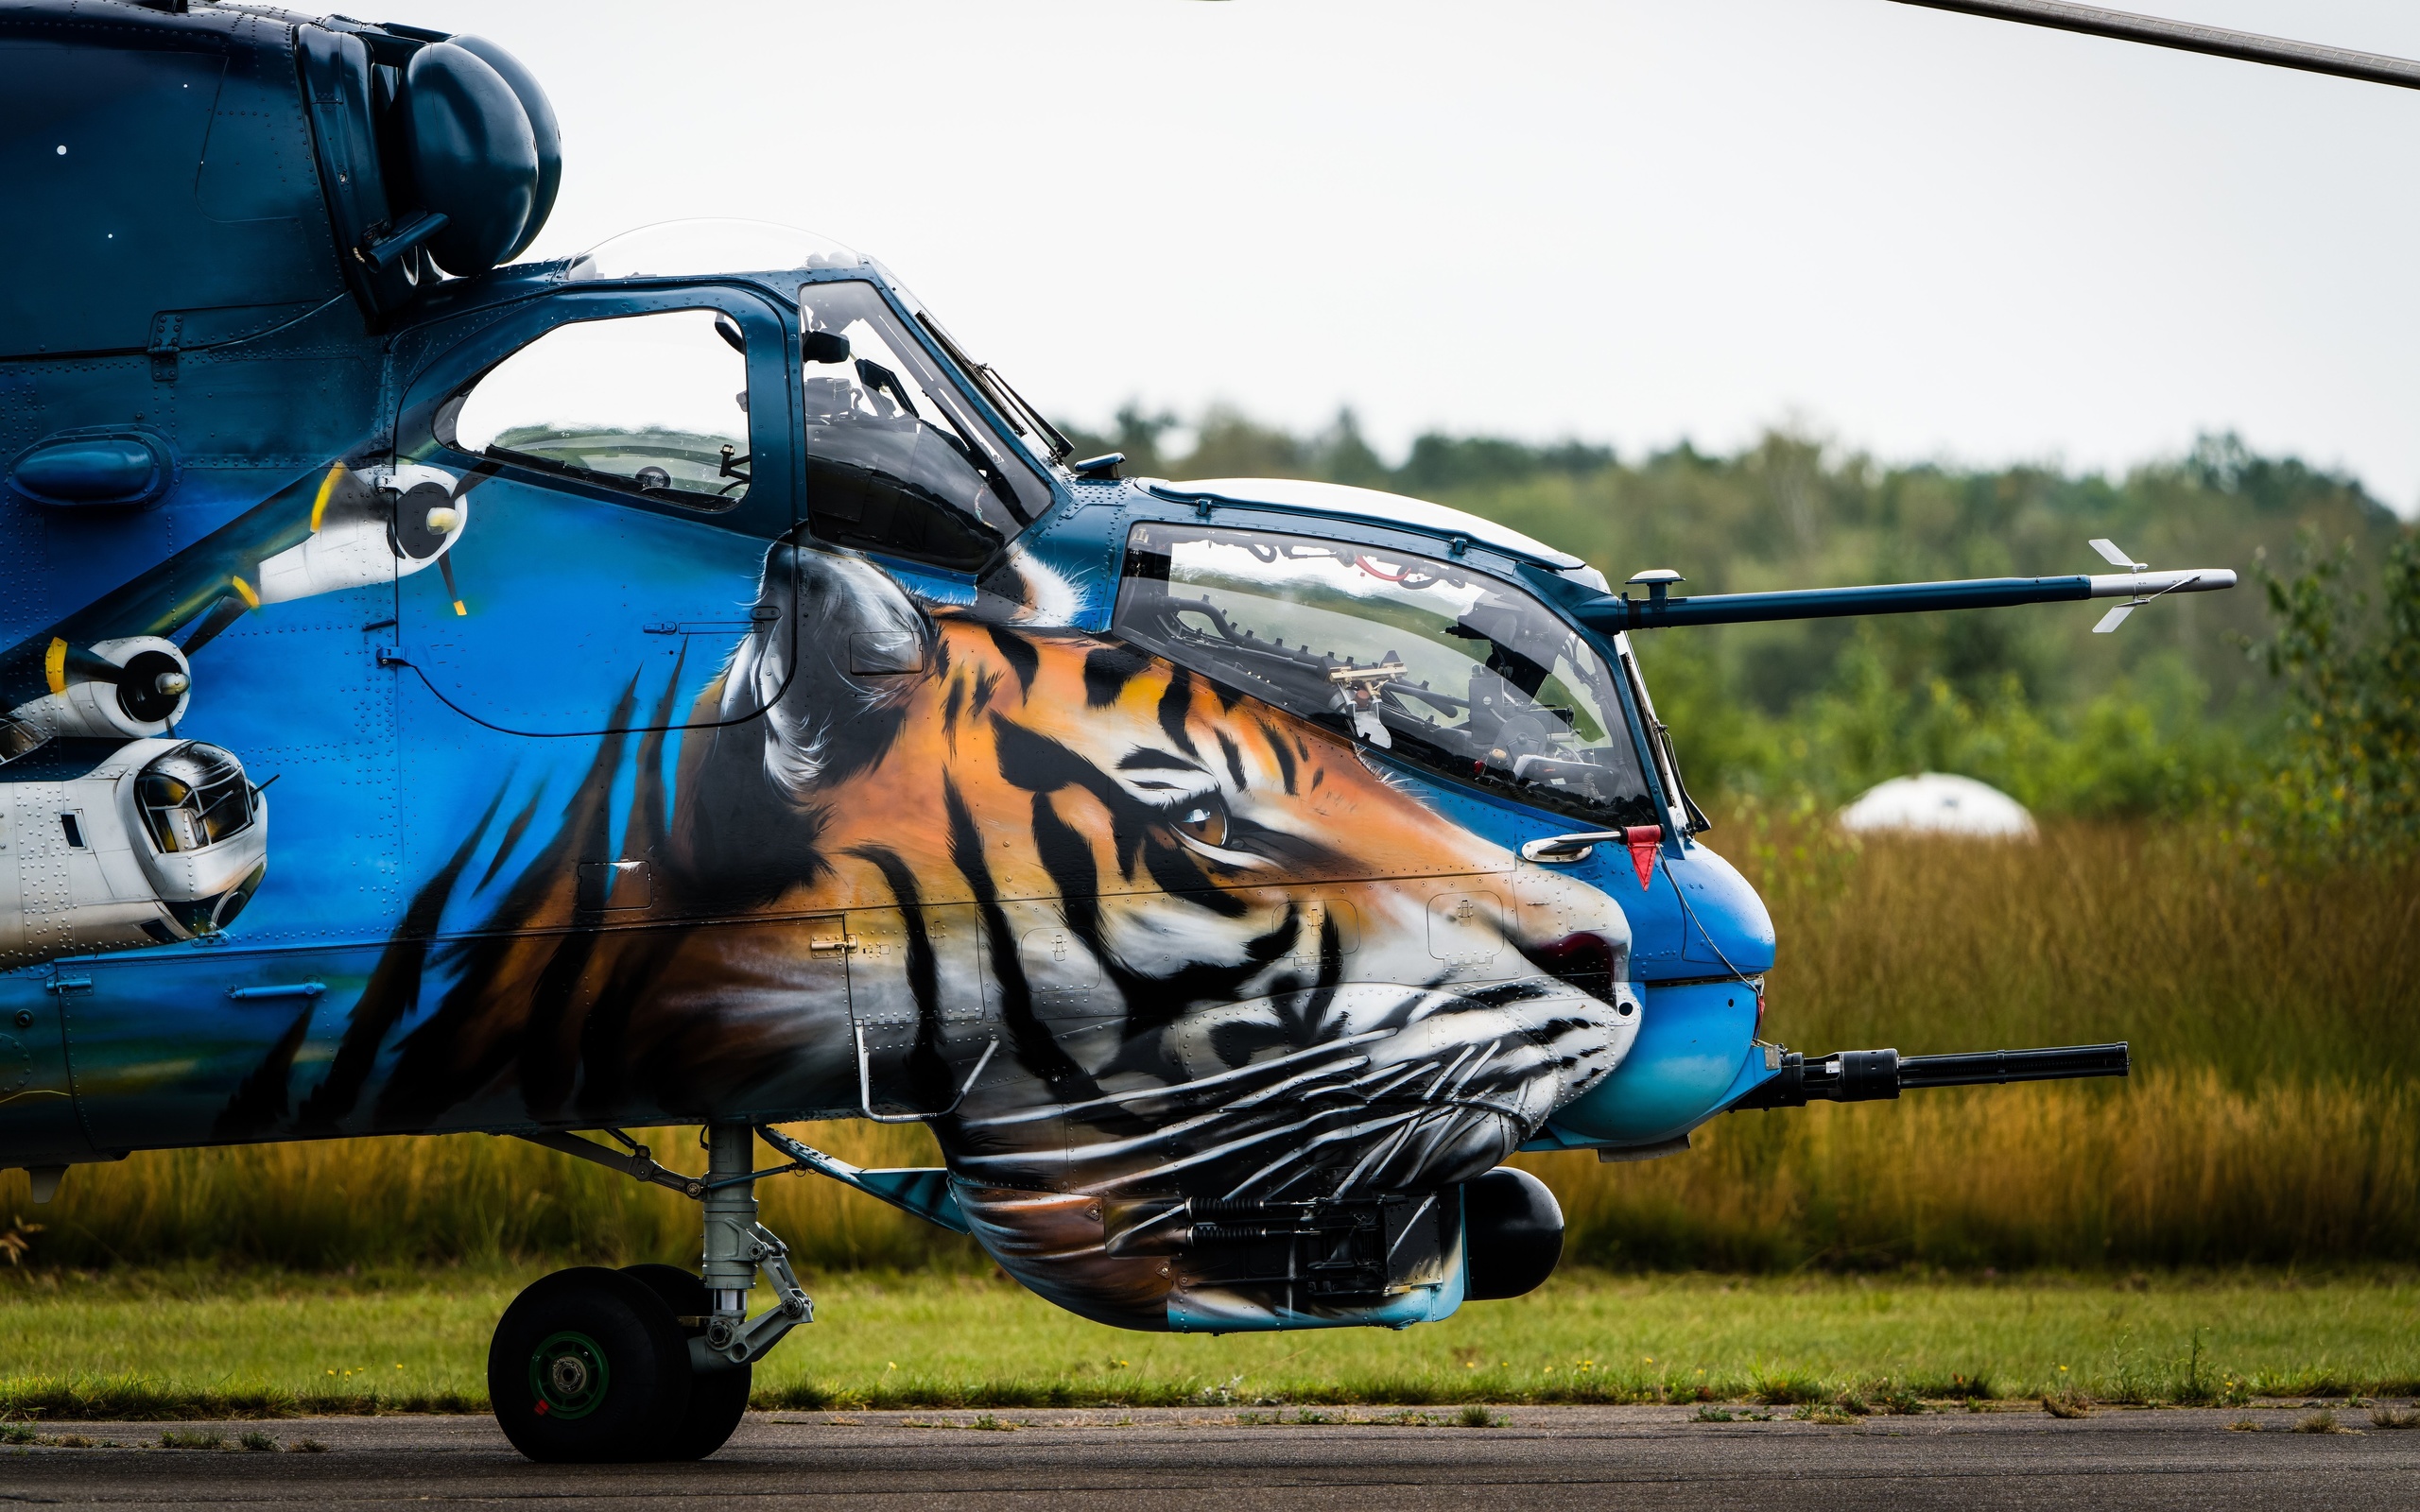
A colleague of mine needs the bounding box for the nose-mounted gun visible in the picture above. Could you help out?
[1732,1041,2132,1108]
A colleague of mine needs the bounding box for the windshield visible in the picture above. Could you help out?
[798,281,1052,569]
[1113,524,1659,828]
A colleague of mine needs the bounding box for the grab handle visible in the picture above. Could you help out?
[855,1025,999,1125]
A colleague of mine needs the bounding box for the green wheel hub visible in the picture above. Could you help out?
[527,1330,611,1420]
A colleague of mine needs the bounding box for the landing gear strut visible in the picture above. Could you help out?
[490,1124,814,1463]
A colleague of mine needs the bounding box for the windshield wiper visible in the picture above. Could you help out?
[982,366,1073,461]
[915,312,1073,462]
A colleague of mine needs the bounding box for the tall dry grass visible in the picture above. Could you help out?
[0,1122,971,1273]
[2,821,2411,1271]
[1733,818,2420,1085]
[1526,1069,2420,1270]
[1514,817,2420,1268]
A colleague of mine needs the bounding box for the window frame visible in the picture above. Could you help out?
[402,284,802,542]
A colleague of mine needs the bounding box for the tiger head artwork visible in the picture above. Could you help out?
[325,536,1644,1330]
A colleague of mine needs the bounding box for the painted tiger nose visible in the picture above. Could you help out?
[1524,931,1630,1011]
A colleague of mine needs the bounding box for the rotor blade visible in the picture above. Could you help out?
[179,595,250,657]
[1889,1,2420,92]
[2088,537,2136,569]
[2093,602,2135,634]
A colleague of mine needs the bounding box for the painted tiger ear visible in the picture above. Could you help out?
[769,540,935,685]
[732,538,930,697]
[716,540,939,792]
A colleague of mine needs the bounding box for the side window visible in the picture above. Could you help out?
[797,280,1042,571]
[1113,524,1660,829]
[449,309,752,511]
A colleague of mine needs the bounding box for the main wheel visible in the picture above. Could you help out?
[621,1263,753,1460]
[489,1266,692,1463]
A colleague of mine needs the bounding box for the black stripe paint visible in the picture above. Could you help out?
[985,626,1040,695]
[1255,718,1298,794]
[1217,730,1247,791]
[1082,644,1151,707]
[1156,667,1199,757]
[944,777,1089,1091]
[851,842,956,1110]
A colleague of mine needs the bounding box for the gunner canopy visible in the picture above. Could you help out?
[1114,524,1659,830]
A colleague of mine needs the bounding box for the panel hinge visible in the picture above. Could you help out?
[147,312,182,383]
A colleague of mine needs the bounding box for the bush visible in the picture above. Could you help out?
[2245,531,2420,857]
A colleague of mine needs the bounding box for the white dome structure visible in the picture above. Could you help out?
[1838,773,2038,839]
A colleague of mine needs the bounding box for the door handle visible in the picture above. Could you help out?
[1521,825,1665,888]
[809,934,860,954]
[1520,831,1626,863]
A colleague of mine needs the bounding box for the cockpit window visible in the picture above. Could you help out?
[449,308,752,511]
[797,281,1049,572]
[1114,524,1659,828]
[135,742,256,855]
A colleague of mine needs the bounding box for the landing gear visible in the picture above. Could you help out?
[488,1267,691,1463]
[489,1124,815,1464]
[621,1263,753,1460]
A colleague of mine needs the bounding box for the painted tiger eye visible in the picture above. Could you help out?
[1173,802,1228,847]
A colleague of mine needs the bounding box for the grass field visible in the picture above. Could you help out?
[2,1266,2412,1419]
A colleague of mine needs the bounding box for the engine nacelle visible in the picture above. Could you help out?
[1,637,191,749]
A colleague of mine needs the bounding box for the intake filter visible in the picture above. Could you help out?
[449,36,562,263]
[399,42,542,275]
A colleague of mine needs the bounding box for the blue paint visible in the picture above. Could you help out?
[1541,979,1766,1146]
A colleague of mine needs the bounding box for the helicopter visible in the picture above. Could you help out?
[0,0,2390,1468]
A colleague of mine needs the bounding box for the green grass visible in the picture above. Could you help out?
[2,1265,2412,1418]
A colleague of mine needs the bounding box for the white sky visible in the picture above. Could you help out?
[377,0,2420,514]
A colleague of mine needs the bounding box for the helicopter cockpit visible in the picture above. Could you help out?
[795,281,1054,571]
[1115,523,1664,830]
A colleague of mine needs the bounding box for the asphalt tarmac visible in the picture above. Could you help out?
[5,1403,2416,1510]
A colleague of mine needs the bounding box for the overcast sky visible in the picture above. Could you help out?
[377,1,2420,513]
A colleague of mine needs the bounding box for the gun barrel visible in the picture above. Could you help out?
[1731,1041,2130,1109]
[1899,1042,2132,1089]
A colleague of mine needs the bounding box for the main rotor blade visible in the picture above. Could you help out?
[1890,0,2420,92]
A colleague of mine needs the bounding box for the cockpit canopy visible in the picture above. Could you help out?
[796,282,1053,570]
[568,218,868,281]
[135,742,257,856]
[1115,524,1660,829]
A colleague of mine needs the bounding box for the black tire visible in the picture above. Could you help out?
[620,1263,753,1460]
[489,1266,692,1463]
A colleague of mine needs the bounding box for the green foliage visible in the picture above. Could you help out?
[2244,531,2420,855]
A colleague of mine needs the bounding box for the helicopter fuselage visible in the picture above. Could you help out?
[1,2,2192,1351]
